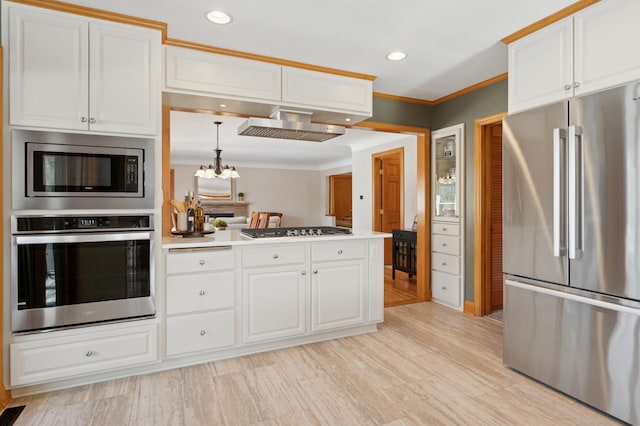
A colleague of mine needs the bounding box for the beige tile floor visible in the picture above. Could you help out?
[6,302,622,425]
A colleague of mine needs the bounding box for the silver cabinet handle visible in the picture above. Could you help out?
[89,117,96,123]
[199,260,205,265]
[552,128,566,258]
[337,249,343,254]
[574,82,580,88]
[442,286,447,290]
[313,270,318,275]
[442,243,447,247]
[199,290,205,296]
[86,351,94,357]
[564,84,572,90]
[301,270,307,276]
[442,228,447,231]
[81,117,88,123]
[442,262,447,266]
[273,254,279,259]
[200,330,206,336]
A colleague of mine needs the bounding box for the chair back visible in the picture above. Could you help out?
[248,211,259,229]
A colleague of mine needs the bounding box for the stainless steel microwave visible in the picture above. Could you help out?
[12,130,154,210]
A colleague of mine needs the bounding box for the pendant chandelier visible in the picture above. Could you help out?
[194,121,240,179]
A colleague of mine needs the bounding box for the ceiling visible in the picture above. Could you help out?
[63,0,577,168]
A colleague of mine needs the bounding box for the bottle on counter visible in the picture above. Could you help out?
[186,204,195,233]
[183,190,191,210]
[194,200,204,232]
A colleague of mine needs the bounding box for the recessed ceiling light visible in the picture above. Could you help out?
[219,103,227,108]
[206,10,232,25]
[386,51,407,61]
[345,118,352,122]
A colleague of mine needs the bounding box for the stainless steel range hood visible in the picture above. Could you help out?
[237,109,345,142]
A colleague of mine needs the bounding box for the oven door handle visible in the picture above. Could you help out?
[15,231,153,245]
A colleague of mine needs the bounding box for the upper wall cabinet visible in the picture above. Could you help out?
[281,67,372,116]
[163,46,373,123]
[508,0,640,113]
[165,46,282,103]
[8,5,161,135]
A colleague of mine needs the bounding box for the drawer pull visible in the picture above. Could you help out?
[199,290,206,296]
[564,84,572,90]
[442,286,447,290]
[200,330,206,336]
[81,116,88,123]
[89,117,96,124]
[442,243,447,247]
[442,228,447,231]
[199,260,205,265]
[301,270,307,276]
[313,270,318,275]
[442,262,447,266]
[338,249,343,254]
[273,254,279,259]
[86,350,94,357]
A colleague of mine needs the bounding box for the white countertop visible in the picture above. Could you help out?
[162,229,391,249]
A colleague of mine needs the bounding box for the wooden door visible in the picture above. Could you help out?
[489,122,503,311]
[329,173,352,227]
[376,153,402,265]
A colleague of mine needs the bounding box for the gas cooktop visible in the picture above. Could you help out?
[241,226,352,238]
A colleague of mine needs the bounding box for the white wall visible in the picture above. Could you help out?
[351,134,417,232]
[172,164,323,227]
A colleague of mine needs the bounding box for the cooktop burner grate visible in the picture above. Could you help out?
[241,226,352,238]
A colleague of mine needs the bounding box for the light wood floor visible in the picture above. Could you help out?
[384,267,418,307]
[5,302,621,425]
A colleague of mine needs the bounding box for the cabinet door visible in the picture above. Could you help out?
[282,67,372,116]
[89,21,160,135]
[9,6,89,129]
[432,270,461,309]
[574,0,640,96]
[311,260,365,332]
[243,266,308,343]
[508,17,573,113]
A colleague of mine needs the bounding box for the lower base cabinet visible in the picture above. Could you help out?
[166,311,235,356]
[312,260,365,331]
[10,323,157,386]
[431,270,461,308]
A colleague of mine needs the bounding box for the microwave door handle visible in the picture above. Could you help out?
[568,125,583,260]
[553,128,566,257]
[15,231,153,245]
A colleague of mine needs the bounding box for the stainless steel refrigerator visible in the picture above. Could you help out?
[503,80,640,425]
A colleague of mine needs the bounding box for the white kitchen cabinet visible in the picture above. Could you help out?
[508,0,640,113]
[10,322,157,386]
[310,241,366,331]
[165,46,282,103]
[242,245,309,343]
[8,4,160,135]
[281,67,373,116]
[431,124,464,311]
[165,247,236,358]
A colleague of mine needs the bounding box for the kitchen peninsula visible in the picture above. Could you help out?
[163,230,386,358]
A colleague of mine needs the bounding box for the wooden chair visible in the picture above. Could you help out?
[257,212,270,229]
[248,211,259,229]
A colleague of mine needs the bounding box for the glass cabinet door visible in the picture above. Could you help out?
[432,124,464,220]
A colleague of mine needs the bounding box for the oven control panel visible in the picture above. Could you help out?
[13,215,153,233]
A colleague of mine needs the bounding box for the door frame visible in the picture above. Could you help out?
[473,112,507,316]
[354,121,431,302]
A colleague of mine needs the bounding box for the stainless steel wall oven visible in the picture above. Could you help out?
[12,129,154,210]
[11,215,155,333]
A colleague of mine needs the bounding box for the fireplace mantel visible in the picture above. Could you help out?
[200,200,249,217]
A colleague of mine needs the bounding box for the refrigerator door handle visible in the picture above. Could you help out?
[568,125,583,260]
[553,128,566,257]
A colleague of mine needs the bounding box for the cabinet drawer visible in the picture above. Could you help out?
[432,271,460,308]
[242,245,306,267]
[312,241,365,262]
[10,324,157,386]
[166,310,235,357]
[432,223,460,236]
[166,248,233,274]
[166,271,234,315]
[432,235,459,256]
[432,252,459,275]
